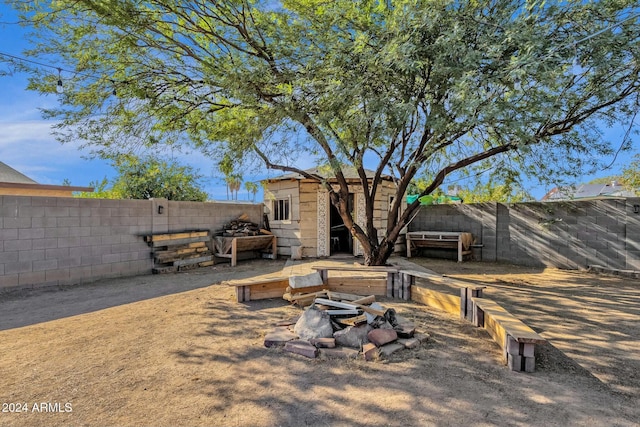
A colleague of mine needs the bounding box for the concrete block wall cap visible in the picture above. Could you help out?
[289,272,324,289]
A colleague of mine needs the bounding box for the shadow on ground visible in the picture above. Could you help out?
[0,259,287,330]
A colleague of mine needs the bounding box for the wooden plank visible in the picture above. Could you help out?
[151,230,209,241]
[350,295,376,305]
[154,248,209,263]
[326,291,367,301]
[312,265,399,273]
[236,286,245,303]
[283,289,328,303]
[325,278,387,296]
[334,314,367,327]
[401,273,412,301]
[241,280,290,293]
[153,243,206,257]
[229,276,289,287]
[325,309,361,316]
[354,304,386,317]
[328,285,387,296]
[315,298,358,310]
[401,269,487,291]
[249,288,288,300]
[234,235,276,252]
[147,231,209,242]
[410,286,460,316]
[151,235,210,248]
[152,265,178,274]
[172,255,213,267]
[231,237,238,267]
[326,277,387,286]
[315,297,386,316]
[271,235,278,259]
[287,288,328,300]
[328,286,387,297]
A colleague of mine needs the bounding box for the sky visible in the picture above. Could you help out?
[0,4,248,200]
[0,4,636,202]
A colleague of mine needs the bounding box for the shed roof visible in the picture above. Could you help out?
[265,167,393,182]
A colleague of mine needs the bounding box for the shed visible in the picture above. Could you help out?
[262,167,399,258]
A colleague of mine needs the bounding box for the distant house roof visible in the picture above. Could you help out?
[0,161,93,195]
[265,167,393,182]
[541,181,636,201]
[0,161,38,184]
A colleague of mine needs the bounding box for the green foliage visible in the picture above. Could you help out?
[588,175,622,185]
[8,0,640,264]
[457,181,533,204]
[75,155,208,201]
[621,154,640,195]
[244,181,259,201]
[75,177,119,199]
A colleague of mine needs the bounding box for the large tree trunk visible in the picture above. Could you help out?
[353,197,422,266]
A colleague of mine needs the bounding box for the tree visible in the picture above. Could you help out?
[225,174,242,200]
[457,181,533,204]
[454,166,533,203]
[75,177,119,199]
[9,0,640,265]
[621,154,640,195]
[75,155,209,201]
[245,181,259,202]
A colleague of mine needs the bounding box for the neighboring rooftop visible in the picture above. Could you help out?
[0,161,93,196]
[541,181,636,201]
[0,161,38,184]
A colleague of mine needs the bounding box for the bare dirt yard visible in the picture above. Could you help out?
[0,257,638,427]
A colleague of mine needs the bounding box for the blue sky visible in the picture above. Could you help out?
[0,4,636,201]
[0,4,247,200]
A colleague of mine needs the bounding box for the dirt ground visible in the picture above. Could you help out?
[0,257,638,427]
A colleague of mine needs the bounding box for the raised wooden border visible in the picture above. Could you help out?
[472,297,546,372]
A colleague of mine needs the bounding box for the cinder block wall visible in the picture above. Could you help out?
[0,196,263,292]
[409,202,498,261]
[409,198,640,270]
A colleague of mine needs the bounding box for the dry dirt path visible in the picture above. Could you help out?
[414,259,640,401]
[0,258,638,426]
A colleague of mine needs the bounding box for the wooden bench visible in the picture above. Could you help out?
[311,264,405,299]
[471,297,547,372]
[214,234,277,267]
[406,231,473,262]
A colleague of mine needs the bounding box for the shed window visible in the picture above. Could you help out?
[273,197,290,221]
